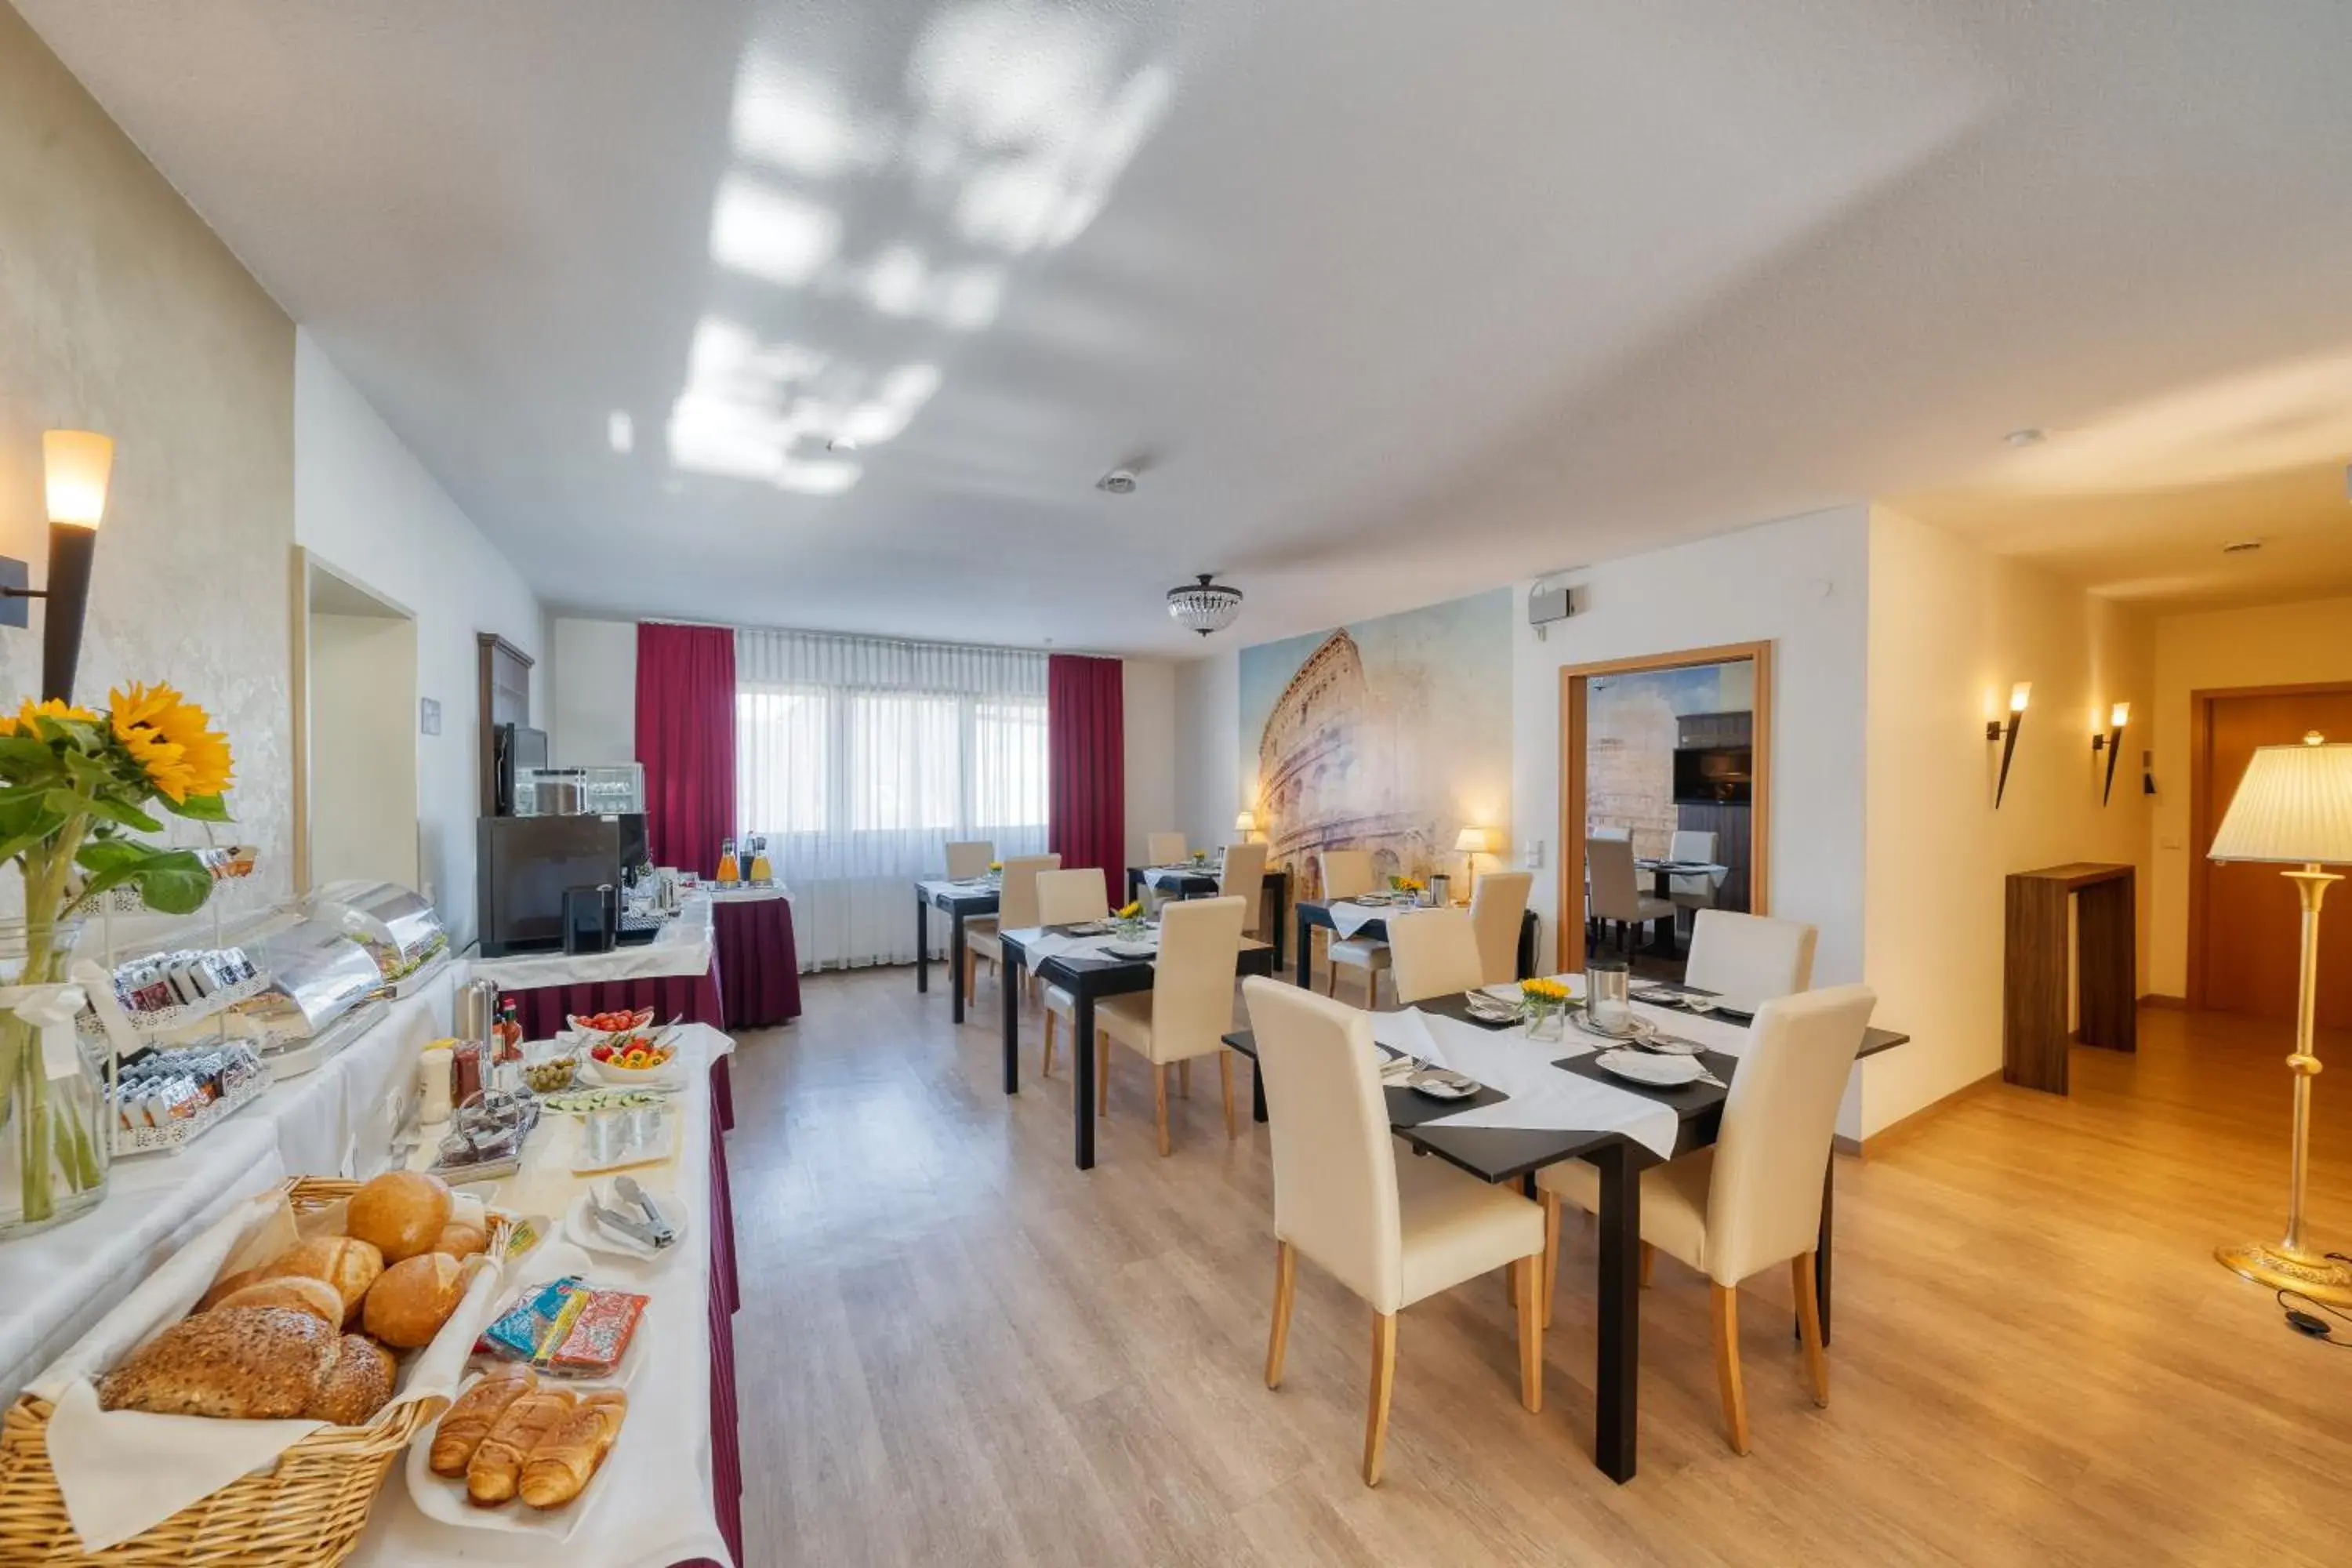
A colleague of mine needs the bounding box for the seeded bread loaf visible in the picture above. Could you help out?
[96,1307,337,1419]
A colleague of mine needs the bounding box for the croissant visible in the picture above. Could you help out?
[430,1366,537,1476]
[466,1388,575,1505]
[519,1388,629,1508]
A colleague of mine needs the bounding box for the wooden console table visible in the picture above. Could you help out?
[2004,862,2136,1094]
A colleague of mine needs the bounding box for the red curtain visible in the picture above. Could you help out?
[636,622,737,877]
[1048,654,1125,891]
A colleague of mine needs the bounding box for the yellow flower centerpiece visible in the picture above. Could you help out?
[0,684,234,1234]
[1113,898,1147,938]
[1519,976,1573,1039]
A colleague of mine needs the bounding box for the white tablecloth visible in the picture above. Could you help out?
[1373,1007,1682,1158]
[350,1024,734,1568]
[1327,900,1445,939]
[463,895,716,989]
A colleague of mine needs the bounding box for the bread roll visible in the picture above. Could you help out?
[346,1171,452,1264]
[363,1252,467,1348]
[520,1388,628,1508]
[98,1307,336,1419]
[266,1235,383,1326]
[466,1387,575,1506]
[430,1366,537,1475]
[431,1222,487,1261]
[303,1334,395,1427]
[195,1264,269,1312]
[211,1275,344,1327]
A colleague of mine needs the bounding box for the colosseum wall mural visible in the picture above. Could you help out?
[1239,588,1512,902]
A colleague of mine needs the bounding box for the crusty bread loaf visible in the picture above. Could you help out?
[430,1366,536,1475]
[96,1307,337,1419]
[302,1334,396,1427]
[346,1171,452,1264]
[362,1252,466,1348]
[519,1388,628,1508]
[466,1387,575,1506]
[431,1221,487,1261]
[211,1275,344,1327]
[266,1235,383,1327]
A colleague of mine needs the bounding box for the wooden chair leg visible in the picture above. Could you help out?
[1178,1059,1191,1098]
[1710,1283,1751,1455]
[964,951,977,1007]
[1541,1191,1561,1329]
[1153,1064,1172,1156]
[1640,1242,1654,1289]
[1792,1252,1829,1407]
[1265,1241,1297,1387]
[1363,1311,1397,1486]
[1042,1011,1058,1078]
[1325,960,1338,997]
[1514,1256,1542,1414]
[1097,1033,1111,1116]
[1219,1053,1237,1138]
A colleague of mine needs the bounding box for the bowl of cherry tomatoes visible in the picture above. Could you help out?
[564,1007,656,1047]
[588,1033,677,1081]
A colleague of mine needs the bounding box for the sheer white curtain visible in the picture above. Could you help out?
[735,628,1048,970]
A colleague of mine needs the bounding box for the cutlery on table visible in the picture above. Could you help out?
[614,1173,678,1247]
[588,1187,662,1248]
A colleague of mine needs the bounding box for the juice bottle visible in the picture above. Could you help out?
[715,837,740,884]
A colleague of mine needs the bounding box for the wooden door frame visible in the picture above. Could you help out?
[2185,679,2352,1010]
[1558,640,1773,973]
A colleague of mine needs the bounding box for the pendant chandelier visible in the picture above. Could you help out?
[1167,573,1243,637]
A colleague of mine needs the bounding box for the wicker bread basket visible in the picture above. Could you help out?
[0,1177,493,1566]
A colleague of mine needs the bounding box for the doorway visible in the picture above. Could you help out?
[293,549,420,894]
[2189,682,2352,1027]
[1559,641,1773,976]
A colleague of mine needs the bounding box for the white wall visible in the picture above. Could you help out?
[1861,507,2152,1137]
[1172,648,1243,855]
[292,331,544,944]
[1120,658,1178,864]
[550,616,638,766]
[2145,594,2352,997]
[308,611,419,889]
[1514,506,1873,984]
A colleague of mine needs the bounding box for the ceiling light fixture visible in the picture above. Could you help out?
[2223,539,2266,554]
[2005,428,2046,448]
[1167,573,1242,637]
[1097,468,1139,495]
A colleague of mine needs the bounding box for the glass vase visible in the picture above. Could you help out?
[1524,997,1565,1042]
[0,919,110,1238]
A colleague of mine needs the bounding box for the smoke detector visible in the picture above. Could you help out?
[1096,468,1139,495]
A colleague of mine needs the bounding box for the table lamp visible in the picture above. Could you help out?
[1454,826,1493,888]
[2207,731,2352,1305]
[1234,810,1257,844]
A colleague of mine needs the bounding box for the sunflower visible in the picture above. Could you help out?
[0,698,100,736]
[110,683,233,803]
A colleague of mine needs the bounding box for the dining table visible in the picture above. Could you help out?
[1220,979,1909,1485]
[913,877,1000,1023]
[996,921,1278,1169]
[1123,863,1294,971]
[1293,897,1541,989]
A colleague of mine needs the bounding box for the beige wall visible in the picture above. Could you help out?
[2145,594,2352,998]
[1862,507,2154,1137]
[548,616,638,768]
[1120,658,1178,867]
[0,4,296,899]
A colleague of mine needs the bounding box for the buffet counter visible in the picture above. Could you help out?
[471,898,727,1036]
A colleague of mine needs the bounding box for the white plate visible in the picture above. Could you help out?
[1406,1069,1479,1100]
[1595,1049,1706,1087]
[1104,942,1158,960]
[564,1187,690,1264]
[404,1373,632,1541]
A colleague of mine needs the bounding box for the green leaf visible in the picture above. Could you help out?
[74,838,151,873]
[80,794,164,833]
[162,793,234,823]
[132,855,212,915]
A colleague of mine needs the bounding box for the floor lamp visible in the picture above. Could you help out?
[2208,731,2352,1306]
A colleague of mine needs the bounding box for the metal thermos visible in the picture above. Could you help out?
[456,978,501,1053]
[1585,953,1632,1033]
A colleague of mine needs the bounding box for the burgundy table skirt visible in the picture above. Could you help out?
[681,1062,743,1568]
[504,967,725,1040]
[712,895,802,1029]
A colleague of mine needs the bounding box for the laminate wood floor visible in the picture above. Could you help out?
[729,971,2352,1566]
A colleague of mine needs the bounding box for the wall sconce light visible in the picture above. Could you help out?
[1986,681,2030,807]
[1233,809,1258,843]
[2,430,114,702]
[2091,701,2129,804]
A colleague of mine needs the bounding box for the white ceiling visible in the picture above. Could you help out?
[21,0,2352,652]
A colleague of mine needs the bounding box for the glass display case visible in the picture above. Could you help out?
[309,878,451,985]
[513,762,643,817]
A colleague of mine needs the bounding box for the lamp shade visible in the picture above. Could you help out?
[1454,826,1491,853]
[42,430,113,527]
[1234,810,1256,833]
[2209,733,2352,865]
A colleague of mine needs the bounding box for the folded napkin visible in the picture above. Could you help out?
[32,1190,499,1552]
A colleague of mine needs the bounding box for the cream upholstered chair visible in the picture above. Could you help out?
[1586,835,1672,953]
[1468,869,1533,985]
[1095,896,1246,1155]
[1218,840,1269,936]
[944,840,995,881]
[963,853,1056,1007]
[1666,829,1719,911]
[1319,848,1390,1007]
[1243,977,1545,1485]
[1147,831,1188,865]
[1035,867,1111,1076]
[1684,909,1817,1005]
[1537,985,1876,1454]
[1385,909,1485,1007]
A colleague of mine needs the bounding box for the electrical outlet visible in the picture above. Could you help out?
[1521,839,1544,869]
[419,697,442,736]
